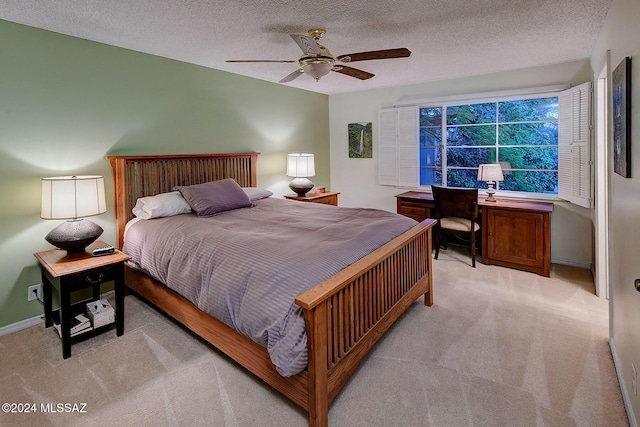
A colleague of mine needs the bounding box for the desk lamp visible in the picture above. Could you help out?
[287,153,315,197]
[477,164,504,202]
[41,175,107,253]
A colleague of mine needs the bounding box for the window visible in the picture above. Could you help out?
[420,97,559,193]
[379,83,591,208]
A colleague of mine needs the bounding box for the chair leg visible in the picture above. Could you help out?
[470,231,476,268]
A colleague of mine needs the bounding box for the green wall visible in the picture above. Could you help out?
[0,20,329,327]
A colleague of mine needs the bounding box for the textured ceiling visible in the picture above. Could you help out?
[0,0,611,95]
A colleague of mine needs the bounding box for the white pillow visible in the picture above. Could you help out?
[132,191,192,219]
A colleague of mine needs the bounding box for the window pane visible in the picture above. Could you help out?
[499,122,558,146]
[420,127,442,145]
[499,97,558,122]
[448,147,496,167]
[447,169,478,188]
[447,103,496,125]
[447,125,496,146]
[420,167,442,185]
[501,170,558,193]
[420,107,442,126]
[420,147,441,166]
[499,147,558,170]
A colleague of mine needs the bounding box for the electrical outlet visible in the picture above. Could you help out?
[633,363,637,396]
[28,284,42,302]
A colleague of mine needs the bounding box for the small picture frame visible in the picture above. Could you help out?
[348,122,372,158]
[612,56,632,178]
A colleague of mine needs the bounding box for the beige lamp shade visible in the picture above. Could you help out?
[286,153,315,178]
[41,175,106,220]
[477,164,504,183]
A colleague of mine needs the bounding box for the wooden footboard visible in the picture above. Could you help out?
[296,219,433,426]
[106,152,435,426]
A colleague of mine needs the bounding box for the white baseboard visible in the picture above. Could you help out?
[550,257,591,270]
[610,338,638,427]
[0,290,117,338]
[0,314,44,337]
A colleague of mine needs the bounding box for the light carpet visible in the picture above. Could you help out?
[0,247,628,426]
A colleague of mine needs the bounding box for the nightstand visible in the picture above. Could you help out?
[34,240,130,358]
[284,191,340,206]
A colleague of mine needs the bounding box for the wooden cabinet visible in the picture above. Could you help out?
[482,201,552,277]
[396,191,553,277]
[285,191,340,206]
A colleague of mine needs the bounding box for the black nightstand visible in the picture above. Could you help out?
[34,240,130,358]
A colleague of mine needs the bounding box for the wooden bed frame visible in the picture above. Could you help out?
[106,152,435,426]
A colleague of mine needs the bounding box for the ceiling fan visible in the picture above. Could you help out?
[226,29,411,83]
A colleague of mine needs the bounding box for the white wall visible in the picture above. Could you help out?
[329,60,593,267]
[591,0,640,423]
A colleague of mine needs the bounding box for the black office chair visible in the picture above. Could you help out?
[431,186,480,267]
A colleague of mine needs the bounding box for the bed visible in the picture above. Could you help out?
[106,152,435,426]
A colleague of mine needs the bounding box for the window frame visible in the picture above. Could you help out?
[420,93,561,198]
[381,84,592,204]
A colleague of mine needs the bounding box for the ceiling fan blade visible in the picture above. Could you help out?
[332,66,375,80]
[337,48,411,63]
[226,59,297,63]
[290,34,321,55]
[279,69,304,83]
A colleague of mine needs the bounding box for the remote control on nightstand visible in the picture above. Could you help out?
[92,245,115,256]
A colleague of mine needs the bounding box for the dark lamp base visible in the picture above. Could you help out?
[289,177,314,197]
[45,219,104,253]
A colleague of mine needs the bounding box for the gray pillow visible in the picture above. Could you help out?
[242,187,273,201]
[174,178,253,217]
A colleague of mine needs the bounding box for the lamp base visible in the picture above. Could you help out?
[45,219,104,253]
[289,177,314,197]
[485,182,497,202]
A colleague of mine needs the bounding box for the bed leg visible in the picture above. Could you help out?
[424,289,433,306]
[304,303,329,427]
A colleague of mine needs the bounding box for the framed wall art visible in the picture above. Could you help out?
[612,56,632,178]
[348,122,372,158]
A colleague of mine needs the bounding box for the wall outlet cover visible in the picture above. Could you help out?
[28,284,42,302]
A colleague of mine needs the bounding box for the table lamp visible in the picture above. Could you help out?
[287,153,315,197]
[477,164,504,202]
[41,175,107,253]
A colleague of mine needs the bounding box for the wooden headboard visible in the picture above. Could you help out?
[106,152,259,248]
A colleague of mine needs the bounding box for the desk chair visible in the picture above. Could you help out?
[432,186,480,267]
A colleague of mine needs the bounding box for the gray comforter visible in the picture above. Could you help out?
[123,197,418,376]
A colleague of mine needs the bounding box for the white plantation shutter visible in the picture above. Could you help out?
[378,109,398,185]
[378,106,419,187]
[558,82,591,208]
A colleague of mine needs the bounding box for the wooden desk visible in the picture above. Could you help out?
[396,191,553,277]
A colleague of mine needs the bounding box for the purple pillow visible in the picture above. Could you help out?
[174,178,253,217]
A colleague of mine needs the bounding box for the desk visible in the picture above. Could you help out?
[396,191,553,277]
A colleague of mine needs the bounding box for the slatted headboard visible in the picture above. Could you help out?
[106,152,259,248]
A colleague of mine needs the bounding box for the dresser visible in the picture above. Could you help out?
[396,191,553,276]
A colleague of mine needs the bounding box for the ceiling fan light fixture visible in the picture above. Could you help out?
[302,59,333,82]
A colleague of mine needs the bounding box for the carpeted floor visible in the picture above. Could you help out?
[0,247,629,426]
